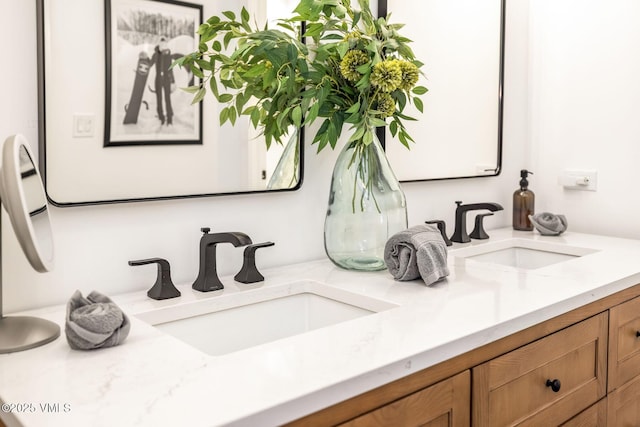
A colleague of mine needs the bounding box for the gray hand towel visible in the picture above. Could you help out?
[384,224,449,286]
[65,290,131,350]
[528,212,568,236]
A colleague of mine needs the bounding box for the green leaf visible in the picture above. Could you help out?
[220,107,230,125]
[191,66,204,79]
[368,117,387,127]
[390,120,398,136]
[222,11,236,21]
[346,102,360,114]
[337,41,349,58]
[228,107,237,125]
[362,128,373,145]
[414,97,424,113]
[241,7,250,24]
[192,87,206,104]
[304,102,320,126]
[250,107,261,128]
[218,93,233,103]
[412,86,428,95]
[292,106,302,127]
[181,85,201,94]
[348,125,366,142]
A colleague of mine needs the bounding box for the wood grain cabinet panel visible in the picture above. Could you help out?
[608,295,640,391]
[608,374,640,427]
[560,398,607,427]
[472,312,608,427]
[338,370,470,427]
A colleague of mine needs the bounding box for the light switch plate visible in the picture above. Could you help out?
[73,114,95,138]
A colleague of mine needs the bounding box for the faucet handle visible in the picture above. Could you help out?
[425,220,452,246]
[129,258,181,300]
[469,213,494,240]
[234,242,275,284]
[201,227,211,234]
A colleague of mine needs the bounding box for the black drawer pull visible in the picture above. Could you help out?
[546,379,561,392]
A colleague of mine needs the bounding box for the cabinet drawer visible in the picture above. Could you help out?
[339,370,470,427]
[473,312,608,427]
[560,398,607,427]
[609,295,640,391]
[608,373,640,426]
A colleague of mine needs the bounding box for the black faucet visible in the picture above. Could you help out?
[192,228,252,292]
[450,201,504,243]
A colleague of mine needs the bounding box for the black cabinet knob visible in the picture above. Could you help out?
[546,379,561,392]
[636,331,640,338]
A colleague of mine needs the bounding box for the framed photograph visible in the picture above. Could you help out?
[105,0,202,146]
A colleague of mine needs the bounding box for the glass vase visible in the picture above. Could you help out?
[324,129,408,271]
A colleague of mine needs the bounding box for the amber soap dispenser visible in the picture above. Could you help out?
[513,169,535,231]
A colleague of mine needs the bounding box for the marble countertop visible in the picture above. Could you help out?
[3,228,640,427]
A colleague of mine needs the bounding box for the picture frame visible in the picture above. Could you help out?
[104,0,203,147]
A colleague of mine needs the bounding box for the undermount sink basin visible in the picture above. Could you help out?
[136,281,397,356]
[453,238,597,270]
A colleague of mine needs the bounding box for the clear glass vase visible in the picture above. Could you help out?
[324,129,408,271]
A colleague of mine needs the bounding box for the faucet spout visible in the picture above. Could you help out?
[201,231,252,247]
[192,228,253,292]
[450,201,504,243]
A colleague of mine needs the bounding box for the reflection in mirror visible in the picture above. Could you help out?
[0,134,59,353]
[37,0,302,206]
[379,0,504,181]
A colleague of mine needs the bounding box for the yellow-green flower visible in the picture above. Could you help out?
[370,60,402,92]
[375,93,396,117]
[343,30,362,47]
[339,50,369,82]
[397,60,419,91]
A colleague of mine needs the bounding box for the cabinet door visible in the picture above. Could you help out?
[560,398,607,427]
[609,295,640,391]
[339,370,470,427]
[608,374,640,426]
[473,312,608,427]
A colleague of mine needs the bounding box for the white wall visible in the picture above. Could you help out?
[529,0,640,239]
[1,0,529,313]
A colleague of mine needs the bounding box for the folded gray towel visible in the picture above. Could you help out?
[65,290,131,350]
[529,212,568,236]
[384,224,449,286]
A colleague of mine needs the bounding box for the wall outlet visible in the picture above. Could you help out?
[73,114,95,138]
[559,169,597,191]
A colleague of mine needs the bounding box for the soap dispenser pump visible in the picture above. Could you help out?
[513,169,535,231]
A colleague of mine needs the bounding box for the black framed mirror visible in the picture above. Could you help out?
[378,0,505,181]
[36,0,303,206]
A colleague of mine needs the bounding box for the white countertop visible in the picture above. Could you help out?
[2,228,640,427]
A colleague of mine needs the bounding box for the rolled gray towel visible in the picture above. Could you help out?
[384,224,449,286]
[65,290,131,350]
[529,212,568,236]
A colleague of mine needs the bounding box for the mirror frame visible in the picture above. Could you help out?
[1,134,54,273]
[377,0,505,182]
[36,0,305,207]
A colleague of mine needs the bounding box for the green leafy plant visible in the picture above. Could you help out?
[174,0,427,153]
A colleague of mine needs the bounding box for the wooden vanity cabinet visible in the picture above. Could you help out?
[338,371,470,427]
[607,375,640,426]
[560,398,607,427]
[607,295,640,426]
[608,295,640,391]
[288,284,640,427]
[472,312,608,426]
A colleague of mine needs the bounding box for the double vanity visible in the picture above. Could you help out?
[2,228,640,426]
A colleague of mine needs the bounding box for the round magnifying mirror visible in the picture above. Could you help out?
[0,134,59,353]
[1,134,54,272]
